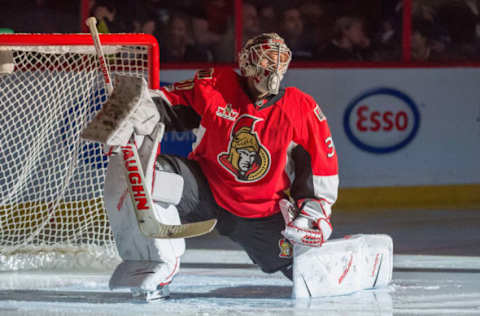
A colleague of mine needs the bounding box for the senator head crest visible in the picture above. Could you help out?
[217,115,271,182]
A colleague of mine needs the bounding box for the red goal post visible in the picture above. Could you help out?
[0,33,159,88]
[0,33,159,271]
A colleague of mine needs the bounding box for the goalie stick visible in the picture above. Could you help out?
[85,17,216,239]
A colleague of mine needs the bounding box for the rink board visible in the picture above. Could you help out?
[336,184,480,210]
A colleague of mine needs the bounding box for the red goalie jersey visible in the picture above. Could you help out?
[156,67,338,218]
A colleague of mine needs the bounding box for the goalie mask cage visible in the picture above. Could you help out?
[0,34,159,271]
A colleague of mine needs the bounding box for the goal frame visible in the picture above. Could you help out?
[0,33,160,89]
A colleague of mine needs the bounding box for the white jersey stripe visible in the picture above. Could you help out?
[313,174,339,205]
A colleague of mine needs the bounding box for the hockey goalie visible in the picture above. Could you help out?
[83,32,392,301]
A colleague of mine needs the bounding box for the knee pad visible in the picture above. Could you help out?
[152,157,184,205]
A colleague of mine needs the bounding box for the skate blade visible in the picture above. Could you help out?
[131,285,170,303]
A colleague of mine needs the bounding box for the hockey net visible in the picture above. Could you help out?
[0,34,160,271]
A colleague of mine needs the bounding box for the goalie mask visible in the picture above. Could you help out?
[239,33,292,95]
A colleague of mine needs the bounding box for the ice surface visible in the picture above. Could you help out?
[2,208,479,315]
[1,252,479,316]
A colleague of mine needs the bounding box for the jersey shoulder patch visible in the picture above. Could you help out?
[313,104,327,122]
[195,68,215,80]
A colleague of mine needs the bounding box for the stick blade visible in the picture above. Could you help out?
[143,219,217,239]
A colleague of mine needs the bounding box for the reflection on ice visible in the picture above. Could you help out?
[294,288,393,316]
[0,260,479,316]
[0,268,395,316]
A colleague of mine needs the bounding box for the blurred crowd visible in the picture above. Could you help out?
[0,0,80,33]
[410,0,480,61]
[1,0,480,63]
[85,0,402,63]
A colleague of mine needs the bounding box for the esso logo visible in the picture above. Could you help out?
[343,88,420,154]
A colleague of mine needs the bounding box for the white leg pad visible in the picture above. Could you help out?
[104,154,185,290]
[109,260,179,291]
[292,234,393,298]
[151,202,185,258]
[104,155,185,261]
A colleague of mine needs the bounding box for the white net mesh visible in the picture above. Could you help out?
[0,34,158,271]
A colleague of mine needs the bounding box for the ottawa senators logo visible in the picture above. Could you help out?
[278,238,293,258]
[217,114,271,182]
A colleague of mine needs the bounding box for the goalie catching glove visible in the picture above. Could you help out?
[280,198,332,247]
[81,74,160,147]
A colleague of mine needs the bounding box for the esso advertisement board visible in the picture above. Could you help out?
[343,88,420,154]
